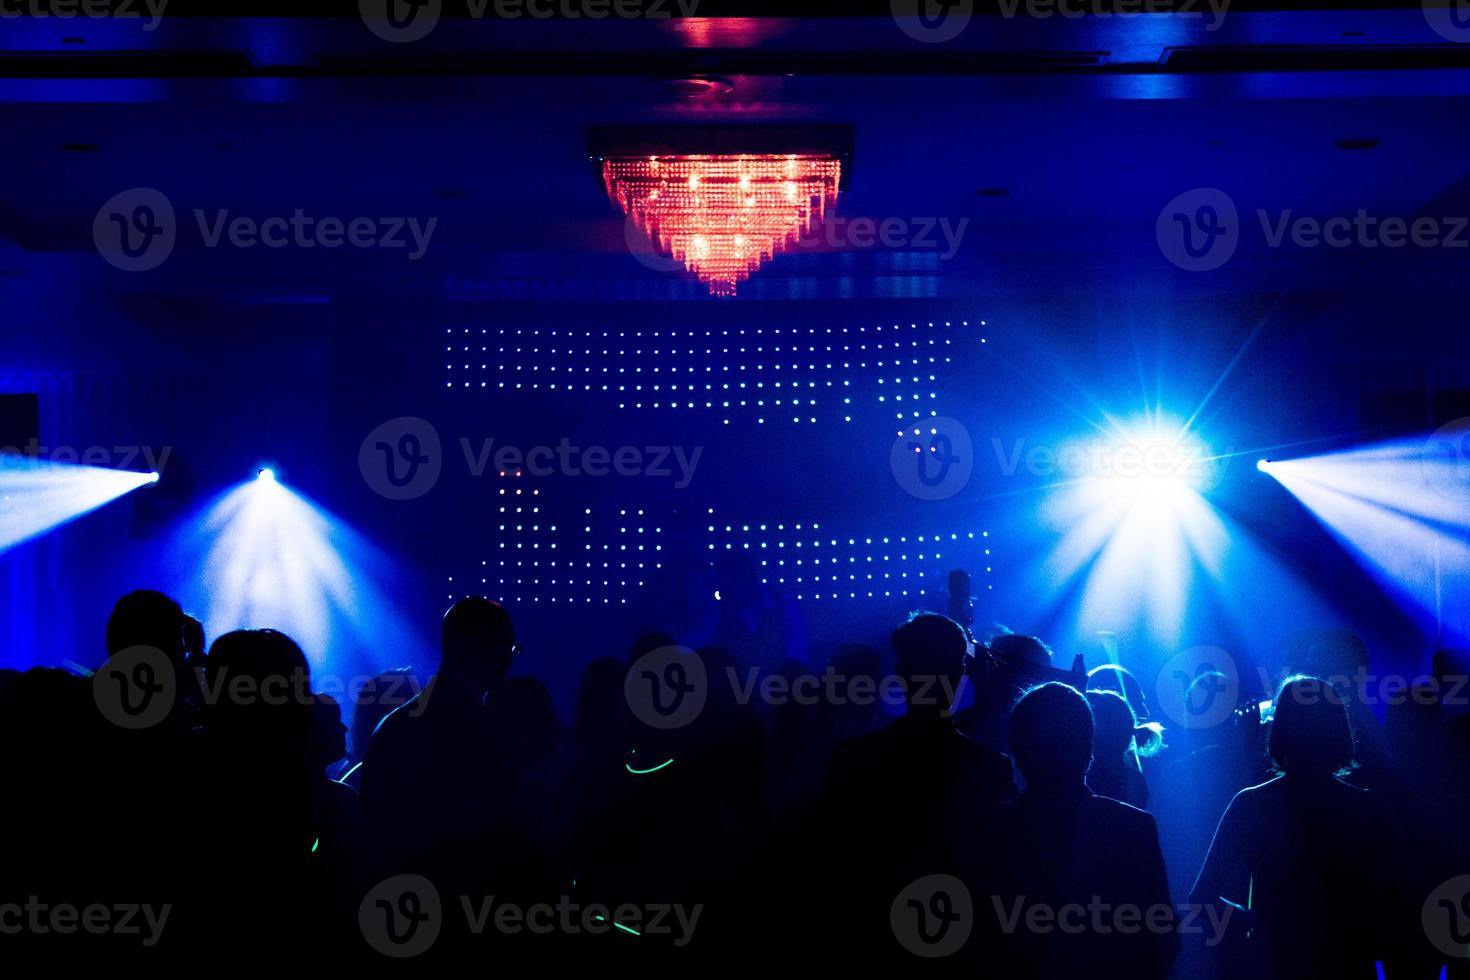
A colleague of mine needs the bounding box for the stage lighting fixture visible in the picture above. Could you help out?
[1258,437,1470,640]
[1256,458,1270,472]
[1042,414,1226,646]
[146,471,162,485]
[0,454,159,553]
[169,471,419,676]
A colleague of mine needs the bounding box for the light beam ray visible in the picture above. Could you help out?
[0,453,156,553]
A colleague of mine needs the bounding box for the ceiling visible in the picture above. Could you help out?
[3,5,1470,316]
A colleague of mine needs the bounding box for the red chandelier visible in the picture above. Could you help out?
[603,154,842,296]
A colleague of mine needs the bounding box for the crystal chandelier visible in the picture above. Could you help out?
[603,154,842,296]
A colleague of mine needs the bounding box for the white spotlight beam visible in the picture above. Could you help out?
[0,454,156,553]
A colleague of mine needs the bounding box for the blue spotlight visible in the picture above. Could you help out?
[1256,458,1271,473]
[1042,413,1226,646]
[166,472,422,679]
[147,471,162,485]
[0,454,157,554]
[1260,435,1470,642]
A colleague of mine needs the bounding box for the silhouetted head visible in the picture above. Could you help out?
[308,693,348,770]
[106,590,187,661]
[629,631,676,666]
[204,629,312,740]
[892,613,968,715]
[1269,675,1355,777]
[1010,682,1093,791]
[440,597,516,694]
[1087,663,1150,722]
[1086,690,1137,759]
[350,667,419,759]
[989,632,1054,671]
[574,656,628,748]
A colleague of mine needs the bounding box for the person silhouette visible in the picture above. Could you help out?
[1086,689,1151,809]
[93,592,204,907]
[339,666,420,789]
[987,682,1178,980]
[360,597,518,858]
[817,613,1016,972]
[1190,675,1410,979]
[184,629,318,962]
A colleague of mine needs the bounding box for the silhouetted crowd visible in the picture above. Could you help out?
[2,589,1468,978]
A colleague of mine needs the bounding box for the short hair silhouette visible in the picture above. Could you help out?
[890,612,967,712]
[204,629,312,732]
[990,632,1054,669]
[1087,663,1149,720]
[1086,689,1138,759]
[441,597,516,682]
[1269,675,1354,776]
[1009,682,1093,787]
[106,589,185,658]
